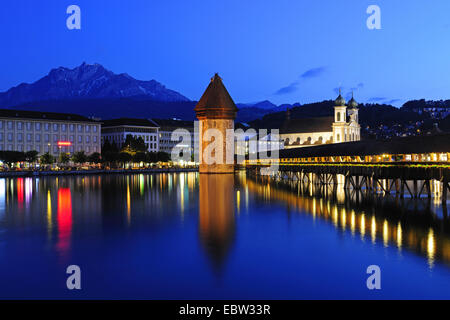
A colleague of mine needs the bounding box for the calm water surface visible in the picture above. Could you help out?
[0,172,449,299]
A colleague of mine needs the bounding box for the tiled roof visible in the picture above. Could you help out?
[102,118,159,128]
[194,73,238,119]
[278,133,450,158]
[0,109,98,122]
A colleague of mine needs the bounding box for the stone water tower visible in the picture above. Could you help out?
[194,74,238,174]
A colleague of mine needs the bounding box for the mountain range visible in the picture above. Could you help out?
[0,63,289,121]
[0,62,189,107]
[1,63,447,131]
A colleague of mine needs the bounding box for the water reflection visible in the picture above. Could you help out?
[198,174,235,271]
[242,174,450,269]
[56,188,72,261]
[0,172,448,274]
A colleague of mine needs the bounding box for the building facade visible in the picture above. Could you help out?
[281,92,361,149]
[0,109,101,156]
[101,118,159,152]
[152,119,194,155]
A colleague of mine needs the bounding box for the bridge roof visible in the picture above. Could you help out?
[277,133,450,158]
[280,116,334,134]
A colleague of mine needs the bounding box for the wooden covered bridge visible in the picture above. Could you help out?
[243,133,450,202]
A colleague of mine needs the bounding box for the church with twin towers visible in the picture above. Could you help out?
[280,90,361,148]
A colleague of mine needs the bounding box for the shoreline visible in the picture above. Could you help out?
[0,168,199,178]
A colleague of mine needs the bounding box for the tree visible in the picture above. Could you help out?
[58,152,70,165]
[88,152,101,164]
[133,152,146,164]
[145,152,158,164]
[123,134,147,154]
[25,150,39,163]
[40,152,55,165]
[102,140,119,166]
[118,152,132,167]
[72,151,87,164]
[157,151,170,162]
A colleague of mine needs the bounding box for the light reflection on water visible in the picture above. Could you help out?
[243,173,449,269]
[0,172,448,299]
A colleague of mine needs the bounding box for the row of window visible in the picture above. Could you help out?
[0,133,99,144]
[0,120,98,133]
[0,144,99,153]
[103,134,157,142]
[335,133,359,142]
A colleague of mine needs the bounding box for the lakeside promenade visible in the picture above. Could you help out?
[0,167,198,178]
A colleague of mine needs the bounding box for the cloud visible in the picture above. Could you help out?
[386,99,401,104]
[301,67,327,79]
[274,81,299,95]
[273,66,326,96]
[350,83,364,92]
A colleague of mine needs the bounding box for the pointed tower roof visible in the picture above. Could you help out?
[195,73,238,119]
[348,91,358,109]
[334,88,346,106]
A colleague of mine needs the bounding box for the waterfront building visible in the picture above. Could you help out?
[194,73,238,173]
[152,118,195,155]
[281,91,361,148]
[101,118,159,152]
[0,109,101,156]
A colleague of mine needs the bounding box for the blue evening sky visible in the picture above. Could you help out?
[1,0,449,107]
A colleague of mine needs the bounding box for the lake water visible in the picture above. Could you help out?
[0,172,449,299]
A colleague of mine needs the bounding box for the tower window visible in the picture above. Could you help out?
[337,113,341,122]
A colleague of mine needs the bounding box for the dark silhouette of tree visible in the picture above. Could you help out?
[133,152,146,163]
[72,151,88,164]
[118,152,132,167]
[88,152,101,164]
[123,135,147,154]
[145,152,158,164]
[58,153,70,165]
[40,152,54,165]
[24,150,39,163]
[157,151,170,162]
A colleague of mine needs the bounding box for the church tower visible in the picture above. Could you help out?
[332,89,347,143]
[347,92,361,141]
[194,74,238,174]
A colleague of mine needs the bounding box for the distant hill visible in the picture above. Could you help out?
[401,99,450,111]
[0,62,189,107]
[248,100,426,131]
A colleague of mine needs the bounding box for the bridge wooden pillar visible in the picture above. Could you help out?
[400,180,405,199]
[443,178,448,205]
[426,180,432,198]
[395,179,400,196]
[413,180,418,199]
